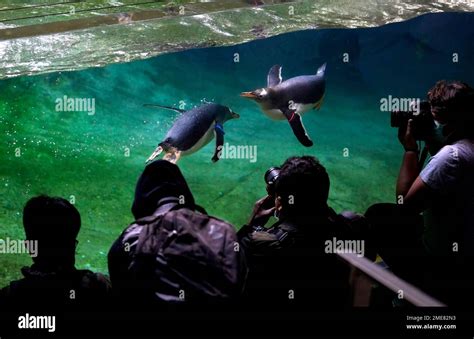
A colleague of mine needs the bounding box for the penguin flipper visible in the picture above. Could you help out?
[143,104,186,114]
[212,122,225,162]
[279,106,313,147]
[267,65,282,87]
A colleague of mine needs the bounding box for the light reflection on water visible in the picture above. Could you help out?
[0,0,473,79]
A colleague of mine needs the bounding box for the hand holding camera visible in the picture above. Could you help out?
[398,119,418,152]
[248,195,275,227]
[391,100,434,142]
[247,167,281,227]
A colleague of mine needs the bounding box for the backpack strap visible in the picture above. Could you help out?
[132,198,180,255]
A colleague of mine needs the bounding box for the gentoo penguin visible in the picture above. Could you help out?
[145,103,239,163]
[241,63,326,147]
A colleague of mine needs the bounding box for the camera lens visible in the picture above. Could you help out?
[264,167,280,185]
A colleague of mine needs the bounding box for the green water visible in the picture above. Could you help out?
[1,12,474,287]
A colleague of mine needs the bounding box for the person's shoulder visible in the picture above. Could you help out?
[432,140,474,167]
[456,138,474,147]
[0,279,28,307]
[202,213,234,228]
[421,143,465,189]
[91,272,112,287]
[0,282,11,299]
[119,222,144,245]
[0,276,36,305]
[435,144,459,160]
[178,208,237,232]
[423,144,460,171]
[454,139,474,160]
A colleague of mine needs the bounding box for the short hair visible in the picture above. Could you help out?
[275,156,330,216]
[23,195,81,250]
[428,80,474,124]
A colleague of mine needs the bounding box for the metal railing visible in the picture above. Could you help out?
[338,252,446,307]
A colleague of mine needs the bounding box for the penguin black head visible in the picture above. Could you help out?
[216,104,240,122]
[240,88,276,107]
[226,107,240,121]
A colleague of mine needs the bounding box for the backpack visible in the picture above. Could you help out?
[123,201,246,304]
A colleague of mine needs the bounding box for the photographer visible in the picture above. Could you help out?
[366,81,474,305]
[238,156,361,309]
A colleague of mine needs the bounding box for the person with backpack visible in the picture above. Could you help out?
[108,160,247,308]
[238,156,368,310]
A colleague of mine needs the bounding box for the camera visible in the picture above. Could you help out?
[390,100,434,140]
[264,167,280,196]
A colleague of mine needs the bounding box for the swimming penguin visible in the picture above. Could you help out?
[240,63,326,147]
[145,103,240,164]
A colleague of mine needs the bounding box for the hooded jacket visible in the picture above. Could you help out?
[108,160,246,306]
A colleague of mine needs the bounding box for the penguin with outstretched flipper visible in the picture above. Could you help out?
[241,63,326,147]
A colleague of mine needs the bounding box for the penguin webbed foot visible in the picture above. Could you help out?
[146,146,164,163]
[163,151,181,164]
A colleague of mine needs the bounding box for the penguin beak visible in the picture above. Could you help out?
[240,91,257,99]
[231,111,240,119]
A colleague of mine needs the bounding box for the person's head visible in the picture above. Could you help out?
[132,160,195,219]
[274,156,330,219]
[23,195,80,268]
[427,80,474,143]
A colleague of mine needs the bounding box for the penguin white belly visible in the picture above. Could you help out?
[262,108,286,120]
[262,103,313,121]
[182,122,215,155]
